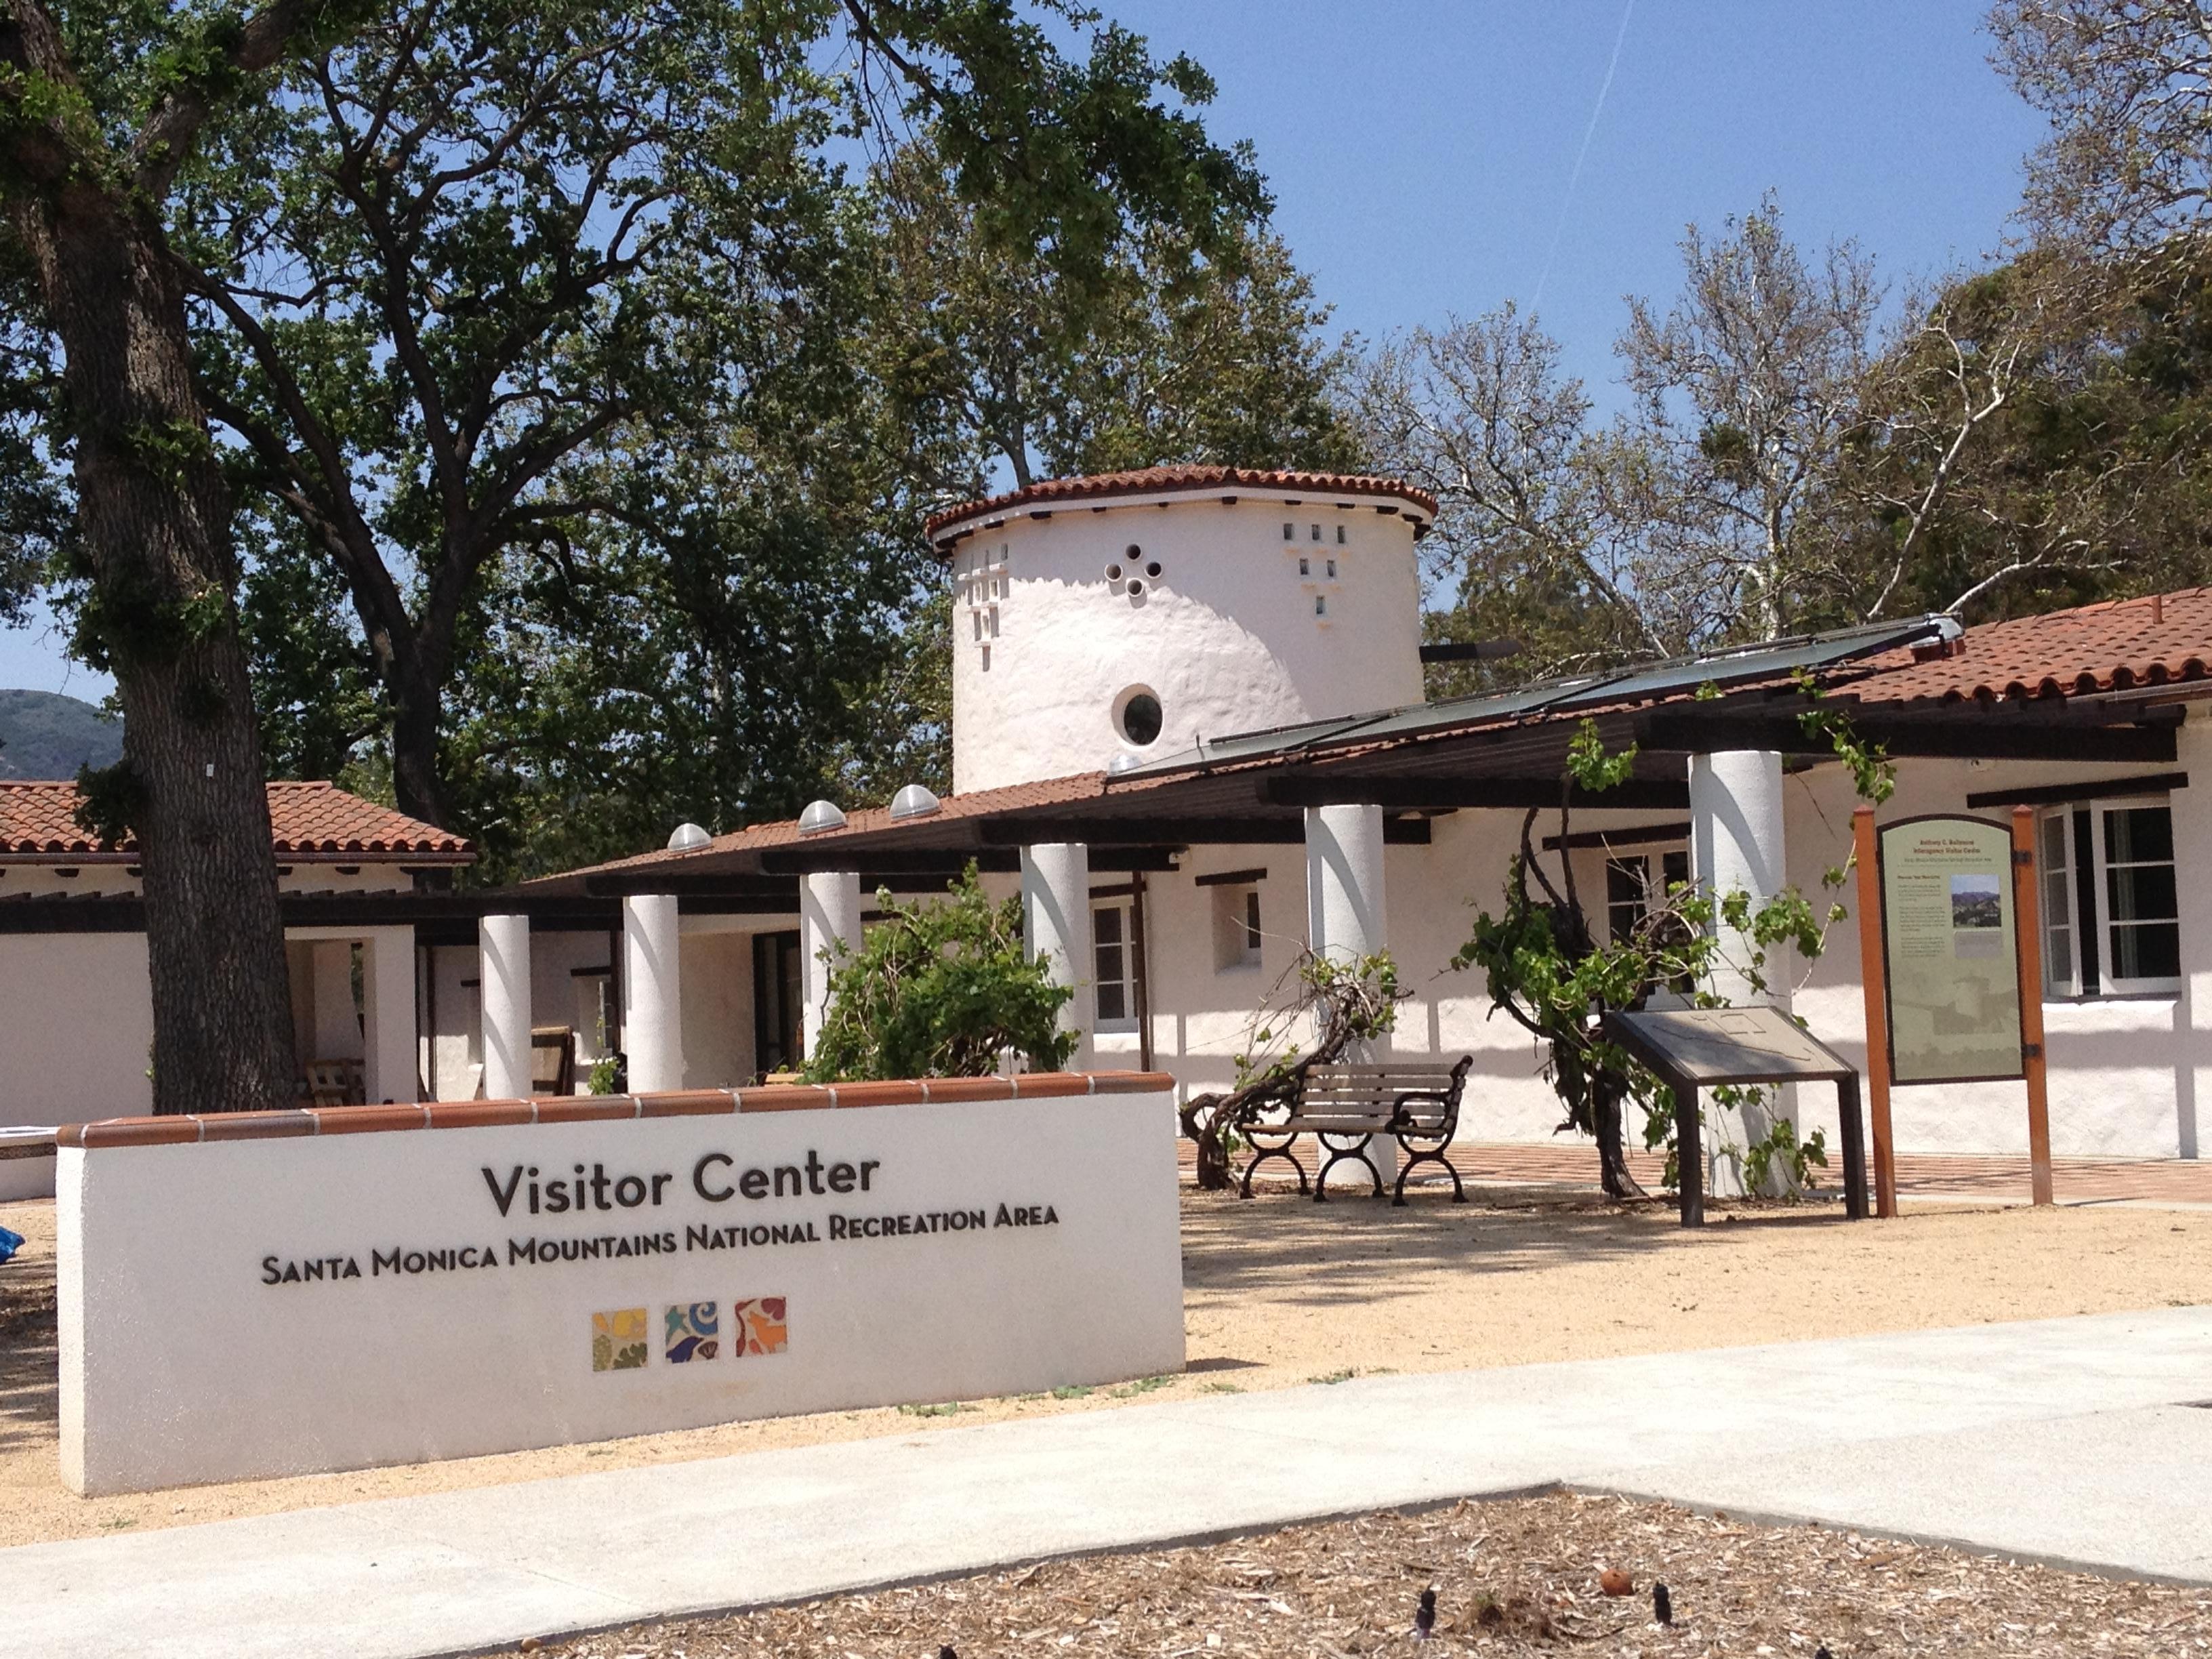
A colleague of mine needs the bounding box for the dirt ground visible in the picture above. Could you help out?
[3,1187,2207,1549]
[531,1490,2212,1657]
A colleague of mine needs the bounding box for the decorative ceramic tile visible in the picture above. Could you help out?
[592,1307,649,1372]
[665,1301,720,1364]
[732,1296,788,1356]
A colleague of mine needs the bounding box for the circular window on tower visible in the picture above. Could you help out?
[1115,686,1164,747]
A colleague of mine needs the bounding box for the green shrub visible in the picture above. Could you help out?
[802,865,1076,1081]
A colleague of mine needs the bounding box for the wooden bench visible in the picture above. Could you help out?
[1237,1056,1473,1205]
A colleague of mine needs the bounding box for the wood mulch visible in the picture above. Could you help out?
[523,1490,2210,1657]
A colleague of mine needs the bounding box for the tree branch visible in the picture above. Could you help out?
[131,0,357,196]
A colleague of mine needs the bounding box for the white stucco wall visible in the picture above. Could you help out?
[1782,734,2211,1162]
[0,856,436,1158]
[947,490,1428,794]
[60,1080,1184,1494]
[1072,719,2211,1166]
[0,935,154,1178]
[678,925,754,1089]
[424,943,482,1102]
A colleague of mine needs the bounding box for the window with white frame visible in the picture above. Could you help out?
[2039,799,2181,996]
[1605,848,1690,945]
[1092,899,1136,1027]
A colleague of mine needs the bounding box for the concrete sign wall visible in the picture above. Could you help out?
[58,1073,1183,1496]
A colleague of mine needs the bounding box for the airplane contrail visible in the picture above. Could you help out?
[1533,0,1638,313]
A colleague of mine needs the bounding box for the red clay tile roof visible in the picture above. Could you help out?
[0,780,473,863]
[1841,589,2212,705]
[923,466,1439,543]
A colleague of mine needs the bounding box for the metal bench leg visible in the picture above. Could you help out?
[1315,1136,1384,1203]
[1240,1139,1309,1199]
[1393,1139,1465,1205]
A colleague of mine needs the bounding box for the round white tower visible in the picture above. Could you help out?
[928,467,1435,796]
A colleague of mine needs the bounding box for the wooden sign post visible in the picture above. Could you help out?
[1854,804,2054,1212]
[2010,807,2055,1206]
[1851,806,1899,1218]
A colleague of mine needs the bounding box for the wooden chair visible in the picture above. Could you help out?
[529,1026,577,1097]
[303,1059,365,1107]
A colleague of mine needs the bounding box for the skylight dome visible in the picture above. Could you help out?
[889,783,942,821]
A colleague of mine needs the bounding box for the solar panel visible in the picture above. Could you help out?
[1119,615,1952,779]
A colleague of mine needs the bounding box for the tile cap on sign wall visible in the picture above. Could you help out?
[48,1072,1178,1148]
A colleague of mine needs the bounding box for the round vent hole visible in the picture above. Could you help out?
[1118,689,1164,746]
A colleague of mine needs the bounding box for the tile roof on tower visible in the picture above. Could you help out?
[923,466,1439,543]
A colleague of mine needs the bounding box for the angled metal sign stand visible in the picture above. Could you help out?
[1603,1004,1870,1228]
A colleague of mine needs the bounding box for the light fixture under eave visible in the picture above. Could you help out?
[665,821,712,853]
[1105,750,1144,777]
[889,783,942,821]
[798,799,848,836]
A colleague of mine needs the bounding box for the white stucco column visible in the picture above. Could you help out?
[800,869,865,1062]
[2172,716,2211,1160]
[1304,803,1396,1184]
[1690,749,1790,1194]
[1690,750,1789,1005]
[1021,843,1094,1070]
[478,913,532,1101]
[622,893,683,1093]
[359,926,419,1103]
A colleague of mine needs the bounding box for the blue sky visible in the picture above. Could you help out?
[0,1,2048,701]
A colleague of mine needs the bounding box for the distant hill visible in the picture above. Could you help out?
[0,689,123,779]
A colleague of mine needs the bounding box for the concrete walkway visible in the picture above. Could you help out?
[6,1307,2209,1659]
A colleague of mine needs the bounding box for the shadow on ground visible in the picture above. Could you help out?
[0,1231,57,1465]
[1178,1181,1853,1315]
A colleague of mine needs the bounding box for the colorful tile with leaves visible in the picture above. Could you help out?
[592,1307,649,1372]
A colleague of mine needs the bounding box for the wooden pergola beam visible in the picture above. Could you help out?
[1258,775,1691,811]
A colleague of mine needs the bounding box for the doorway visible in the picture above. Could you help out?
[752,930,803,1078]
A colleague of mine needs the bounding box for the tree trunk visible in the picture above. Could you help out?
[388,657,451,828]
[1593,1078,1647,1202]
[30,183,297,1115]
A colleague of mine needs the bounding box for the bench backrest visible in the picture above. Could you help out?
[1297,1056,1473,1129]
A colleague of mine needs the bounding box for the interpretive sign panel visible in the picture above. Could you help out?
[58,1075,1183,1496]
[1878,815,2024,1084]
[1605,1004,1856,1087]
